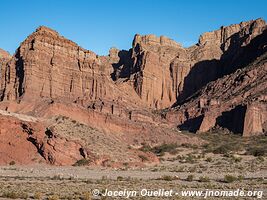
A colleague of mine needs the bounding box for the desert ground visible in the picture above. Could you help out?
[0,132,266,200]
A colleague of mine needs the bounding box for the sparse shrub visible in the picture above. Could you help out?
[181,143,198,149]
[176,155,184,160]
[2,191,18,199]
[185,154,196,164]
[224,175,238,183]
[247,148,265,157]
[48,194,60,200]
[201,132,243,154]
[232,156,242,163]
[162,175,172,181]
[152,143,178,156]
[141,143,180,156]
[73,159,90,166]
[52,175,63,180]
[19,192,29,199]
[139,154,149,162]
[199,176,210,182]
[9,161,15,165]
[169,148,179,155]
[1,191,28,199]
[81,192,91,200]
[71,119,78,124]
[33,192,42,199]
[206,157,212,162]
[117,176,124,181]
[188,166,197,173]
[139,144,152,152]
[213,144,232,154]
[186,174,194,182]
[256,156,265,162]
[238,175,244,181]
[160,175,178,181]
[173,166,185,172]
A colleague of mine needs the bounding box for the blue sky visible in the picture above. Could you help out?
[0,0,266,55]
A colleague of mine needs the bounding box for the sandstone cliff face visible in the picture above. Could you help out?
[1,19,266,111]
[0,48,11,99]
[129,34,184,109]
[171,18,267,102]
[243,103,267,137]
[3,26,111,102]
[0,17,265,162]
[166,51,267,136]
[0,48,11,59]
[111,18,267,109]
[0,114,90,165]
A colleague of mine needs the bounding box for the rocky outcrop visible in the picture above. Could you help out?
[111,18,267,109]
[0,48,11,99]
[1,19,266,111]
[129,34,184,109]
[243,103,267,137]
[2,26,109,101]
[0,48,11,59]
[166,50,267,136]
[0,113,92,165]
[0,115,44,165]
[0,108,186,166]
[171,18,267,103]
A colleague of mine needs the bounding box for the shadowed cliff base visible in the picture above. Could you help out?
[215,105,246,134]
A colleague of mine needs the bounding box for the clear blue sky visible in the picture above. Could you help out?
[1,0,266,55]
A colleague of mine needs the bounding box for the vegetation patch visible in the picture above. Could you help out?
[73,159,91,166]
[140,143,179,156]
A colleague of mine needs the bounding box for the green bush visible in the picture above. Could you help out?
[152,143,178,155]
[185,154,196,164]
[2,191,18,199]
[139,144,152,152]
[199,176,210,182]
[206,157,212,162]
[48,194,60,200]
[81,192,91,200]
[186,174,194,182]
[224,175,238,183]
[73,159,90,166]
[232,156,242,163]
[161,175,177,181]
[256,156,265,162]
[181,143,198,149]
[247,148,265,157]
[213,145,232,154]
[33,192,42,199]
[139,154,149,162]
[1,191,28,199]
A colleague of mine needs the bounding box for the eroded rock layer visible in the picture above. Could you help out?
[166,51,267,136]
[2,19,266,110]
[0,17,266,168]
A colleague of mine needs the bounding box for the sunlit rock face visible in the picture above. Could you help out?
[0,19,266,137]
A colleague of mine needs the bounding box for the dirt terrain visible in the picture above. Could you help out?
[0,135,266,199]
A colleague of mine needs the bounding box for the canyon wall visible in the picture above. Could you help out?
[0,19,266,137]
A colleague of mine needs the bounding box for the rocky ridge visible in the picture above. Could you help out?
[166,52,267,136]
[0,18,266,166]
